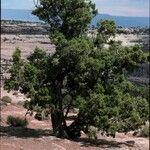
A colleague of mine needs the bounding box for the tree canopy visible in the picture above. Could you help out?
[95,20,117,48]
[32,0,97,39]
[4,0,149,138]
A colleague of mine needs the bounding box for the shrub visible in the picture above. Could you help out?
[83,126,98,139]
[1,96,12,103]
[7,115,28,127]
[0,99,7,106]
[140,123,149,137]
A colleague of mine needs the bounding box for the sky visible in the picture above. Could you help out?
[1,0,149,17]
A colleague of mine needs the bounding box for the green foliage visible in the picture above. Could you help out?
[144,52,150,62]
[84,126,98,139]
[23,100,30,109]
[139,86,150,101]
[130,85,150,101]
[32,0,97,39]
[97,20,116,36]
[95,20,116,48]
[4,48,23,91]
[4,1,149,138]
[7,116,28,127]
[5,37,149,137]
[0,99,7,107]
[1,96,12,103]
[139,122,149,137]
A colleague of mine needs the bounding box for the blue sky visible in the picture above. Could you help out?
[1,0,149,17]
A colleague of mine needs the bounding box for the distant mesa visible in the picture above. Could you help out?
[91,14,149,27]
[1,9,149,27]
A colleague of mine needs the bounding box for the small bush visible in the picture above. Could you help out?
[140,123,149,137]
[0,100,7,106]
[84,126,98,139]
[1,96,12,103]
[7,116,28,127]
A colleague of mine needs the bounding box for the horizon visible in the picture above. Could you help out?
[1,0,149,17]
[1,8,149,19]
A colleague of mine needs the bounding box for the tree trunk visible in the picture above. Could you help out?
[51,80,66,137]
[50,80,84,138]
[51,111,65,137]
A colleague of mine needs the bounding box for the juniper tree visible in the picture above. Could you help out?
[95,20,117,48]
[4,0,149,138]
[32,0,97,39]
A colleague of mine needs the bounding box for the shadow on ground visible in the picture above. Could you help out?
[0,125,53,138]
[0,125,135,149]
[74,138,135,149]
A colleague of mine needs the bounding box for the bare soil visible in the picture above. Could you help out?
[1,33,149,60]
[1,34,55,59]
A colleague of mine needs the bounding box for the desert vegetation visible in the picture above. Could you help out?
[3,0,149,141]
[7,115,28,127]
[1,96,12,103]
[139,122,149,137]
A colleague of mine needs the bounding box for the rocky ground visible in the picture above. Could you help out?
[0,88,149,150]
[1,34,55,59]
